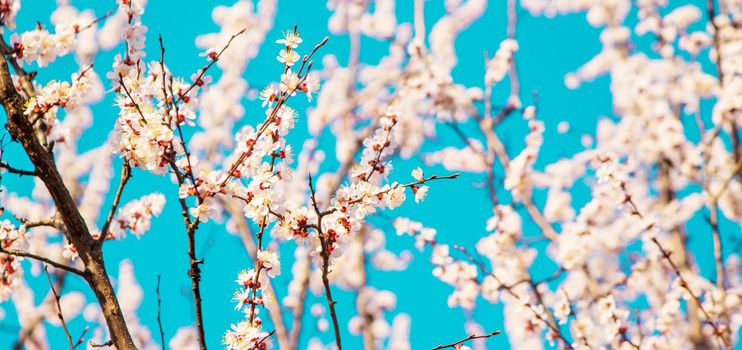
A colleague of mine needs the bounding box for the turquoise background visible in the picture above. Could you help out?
[1,0,738,349]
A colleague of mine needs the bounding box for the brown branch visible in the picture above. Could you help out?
[251,329,276,350]
[706,0,742,187]
[21,216,62,229]
[0,44,136,349]
[706,0,725,85]
[90,340,113,348]
[117,48,209,349]
[0,161,37,176]
[117,74,148,124]
[0,247,84,276]
[162,160,206,350]
[75,9,114,33]
[174,29,247,105]
[171,163,206,349]
[12,272,69,350]
[73,326,90,348]
[156,275,165,350]
[431,330,501,350]
[309,175,343,350]
[247,216,268,324]
[98,161,131,244]
[153,39,207,349]
[319,173,460,217]
[296,36,329,77]
[186,211,206,350]
[43,265,75,350]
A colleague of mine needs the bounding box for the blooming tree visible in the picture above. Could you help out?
[0,0,741,349]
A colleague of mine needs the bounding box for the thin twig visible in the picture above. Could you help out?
[90,340,113,348]
[11,272,69,350]
[320,173,460,217]
[186,223,206,349]
[247,216,268,324]
[309,175,343,350]
[21,216,62,229]
[0,247,84,276]
[174,28,247,105]
[98,162,131,244]
[251,329,276,350]
[0,161,36,176]
[156,275,165,350]
[222,199,289,349]
[431,330,501,350]
[117,74,148,125]
[164,158,207,349]
[43,265,75,350]
[73,326,90,348]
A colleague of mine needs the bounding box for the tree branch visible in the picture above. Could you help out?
[0,161,37,176]
[98,161,131,244]
[0,247,84,276]
[431,330,501,350]
[43,265,75,350]
[309,175,343,350]
[0,39,137,349]
[156,275,165,350]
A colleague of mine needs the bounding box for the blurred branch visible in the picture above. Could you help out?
[43,265,75,349]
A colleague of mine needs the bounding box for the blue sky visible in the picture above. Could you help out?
[2,0,736,349]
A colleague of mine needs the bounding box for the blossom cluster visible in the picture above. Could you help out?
[0,220,24,301]
[102,193,166,240]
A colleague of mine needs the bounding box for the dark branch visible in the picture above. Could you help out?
[43,265,75,349]
[0,247,84,276]
[156,275,165,350]
[431,330,501,350]
[0,161,36,176]
[98,162,132,244]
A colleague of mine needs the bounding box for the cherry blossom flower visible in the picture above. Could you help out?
[276,49,299,66]
[257,249,281,278]
[276,30,302,48]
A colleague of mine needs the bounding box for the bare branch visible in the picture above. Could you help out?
[0,161,36,176]
[431,330,501,350]
[90,340,113,348]
[251,329,276,350]
[0,247,84,276]
[156,275,165,350]
[175,28,247,105]
[98,161,132,244]
[73,326,90,349]
[43,265,75,350]
[0,49,135,347]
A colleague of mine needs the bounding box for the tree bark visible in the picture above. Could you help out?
[0,53,138,349]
